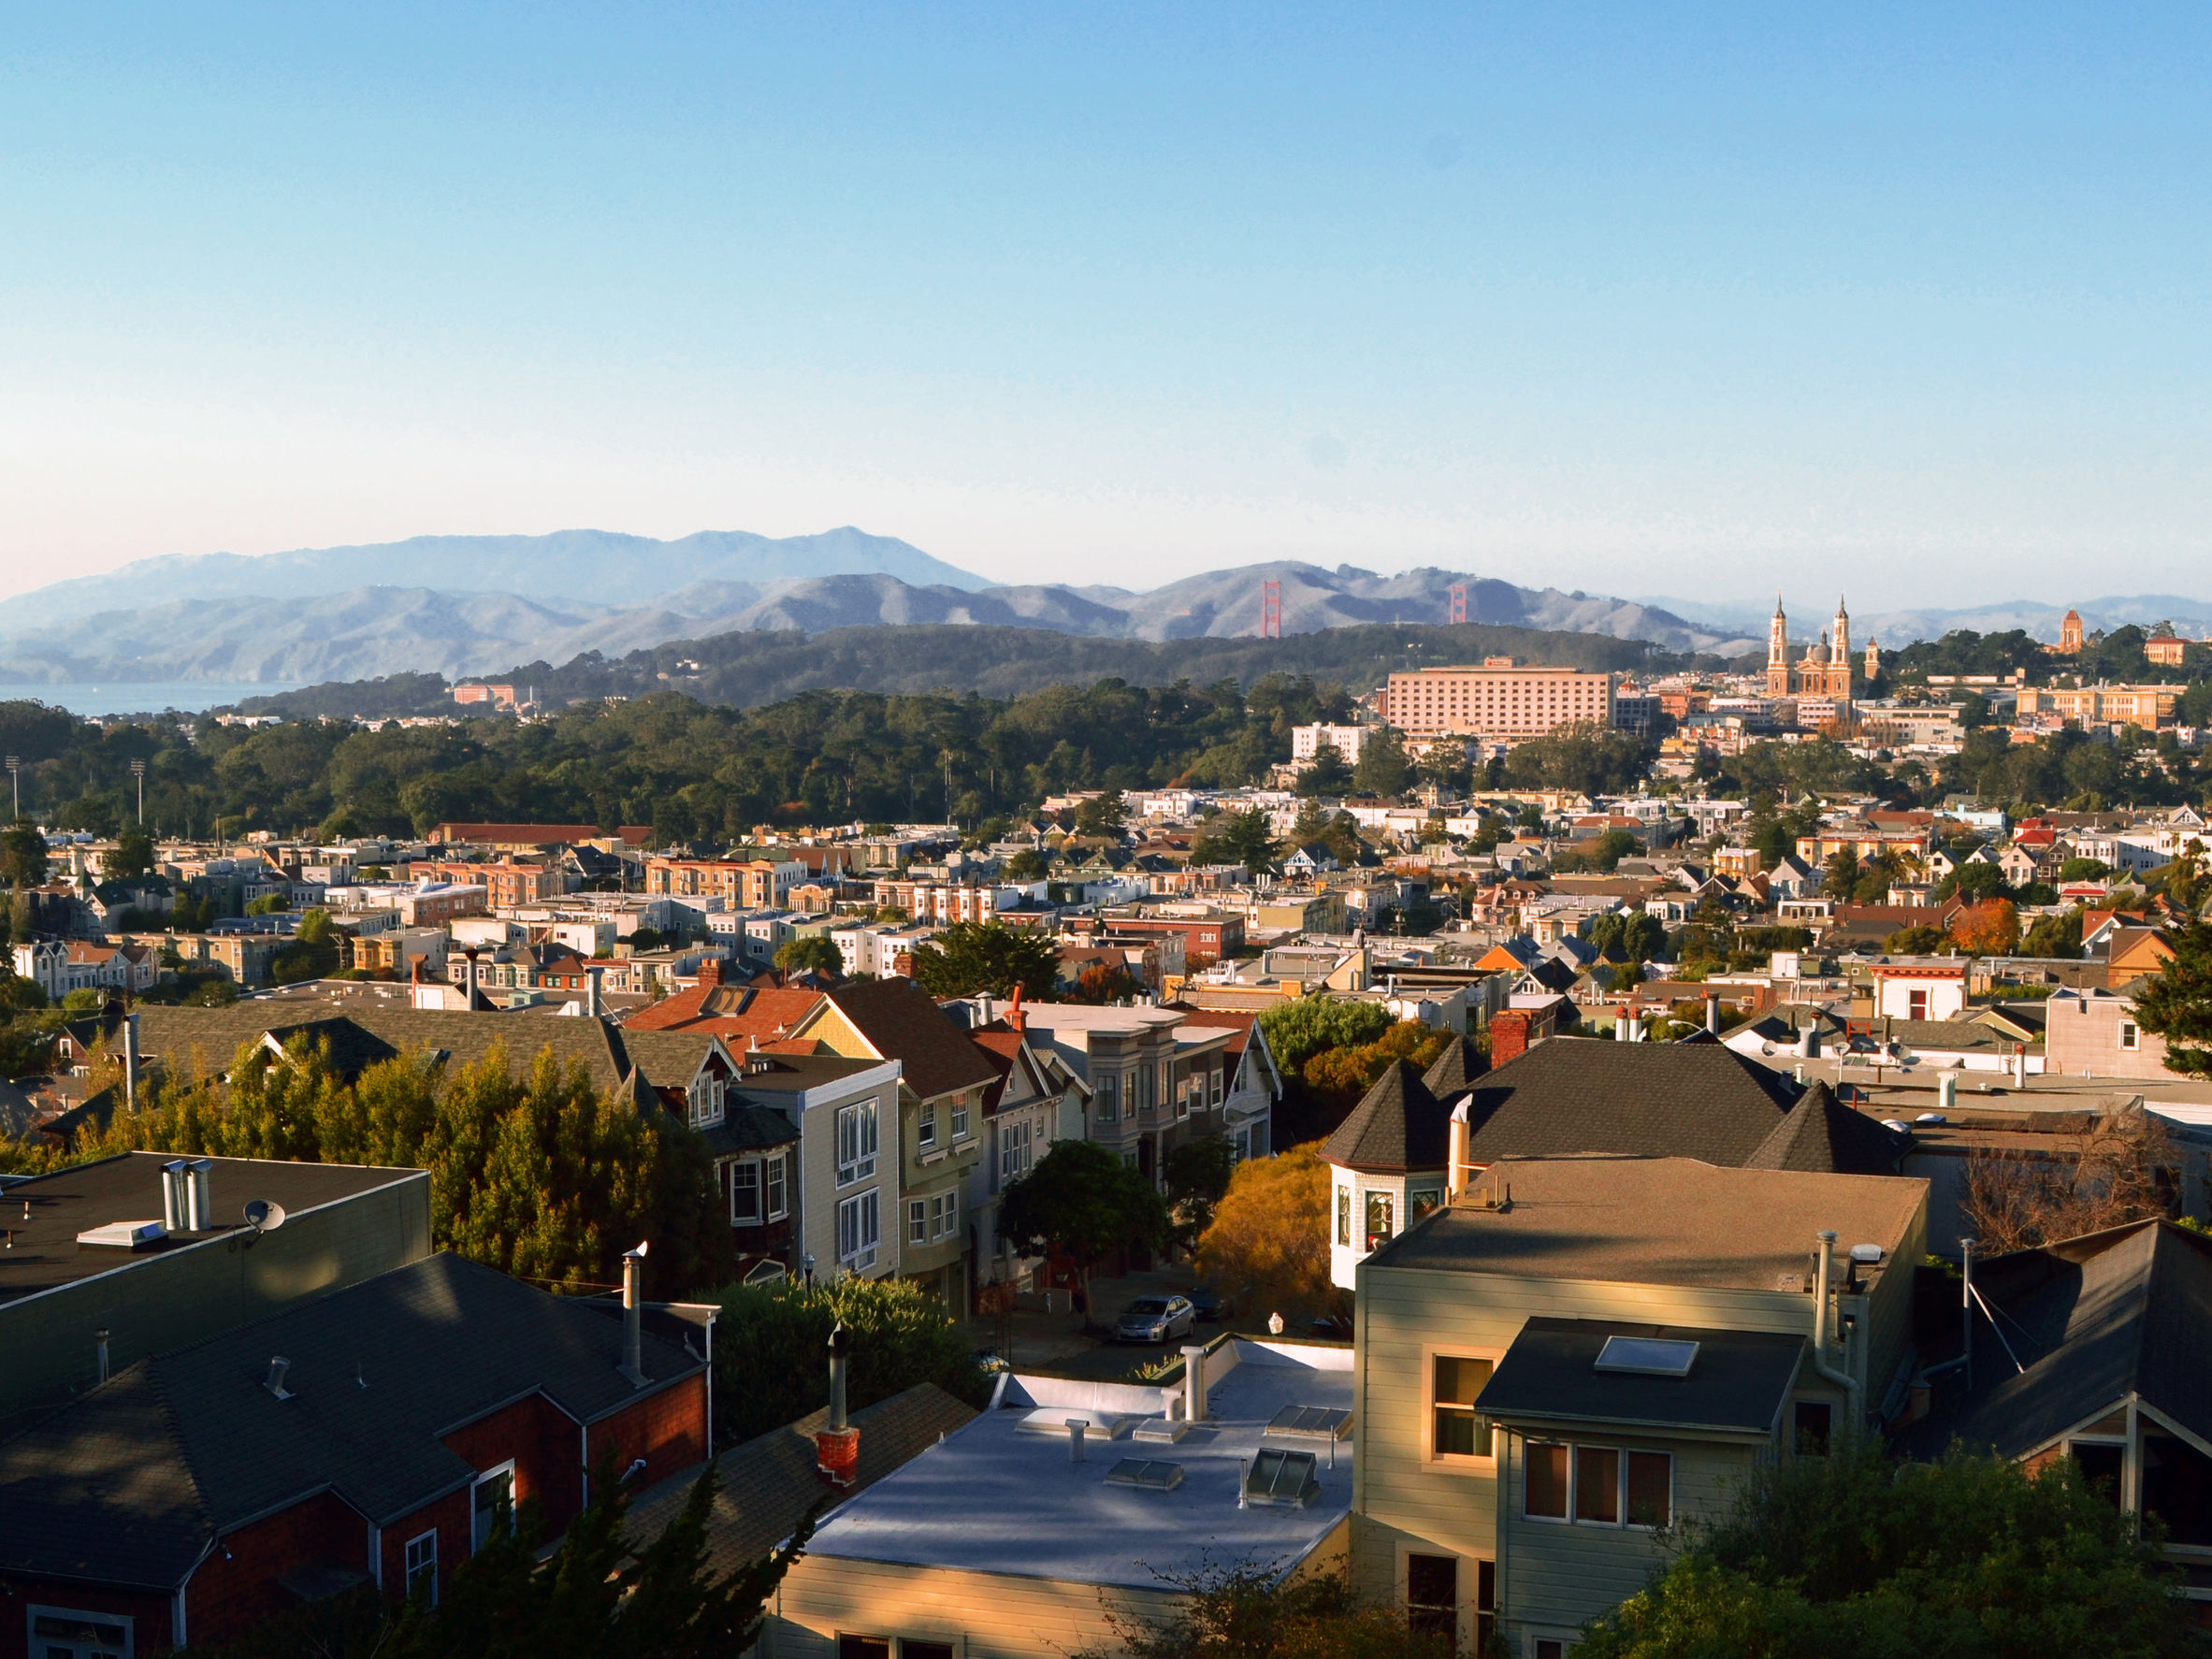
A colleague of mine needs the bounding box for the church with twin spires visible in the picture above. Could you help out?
[1767,593,1871,701]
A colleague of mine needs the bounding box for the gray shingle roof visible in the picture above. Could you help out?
[1904,1220,2212,1462]
[0,1253,704,1591]
[1460,1036,1898,1175]
[1422,1034,1486,1103]
[1321,1060,1447,1174]
[1743,1082,1912,1175]
[1477,1317,1805,1435]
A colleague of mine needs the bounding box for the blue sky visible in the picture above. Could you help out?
[3,4,2208,604]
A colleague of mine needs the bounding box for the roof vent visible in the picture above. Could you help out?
[1594,1335,1699,1377]
[1105,1458,1185,1492]
[265,1357,294,1400]
[1133,1416,1190,1444]
[77,1219,166,1251]
[1244,1449,1322,1508]
[1265,1405,1352,1441]
[1019,1407,1127,1439]
[1849,1243,1884,1264]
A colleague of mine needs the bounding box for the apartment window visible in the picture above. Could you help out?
[2121,1021,2140,1051]
[1626,1452,1671,1527]
[1431,1354,1495,1459]
[933,1190,959,1240]
[1573,1447,1620,1523]
[1908,989,1929,1020]
[951,1094,969,1140]
[1098,1072,1119,1122]
[1001,1117,1034,1182]
[1525,1442,1569,1519]
[1406,1553,1455,1641]
[903,1643,955,1659]
[764,1153,787,1220]
[918,1102,937,1148]
[472,1462,515,1549]
[839,1639,890,1659]
[836,1100,879,1186]
[1795,1400,1832,1456]
[404,1529,439,1603]
[837,1189,880,1271]
[908,1199,930,1245]
[1337,1185,1351,1248]
[1212,1066,1224,1106]
[731,1161,761,1225]
[27,1606,134,1659]
[1176,1077,1192,1120]
[1364,1190,1395,1250]
[1532,1641,1573,1659]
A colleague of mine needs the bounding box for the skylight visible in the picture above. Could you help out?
[1104,1458,1185,1492]
[1594,1336,1699,1377]
[1265,1405,1352,1441]
[1245,1448,1322,1508]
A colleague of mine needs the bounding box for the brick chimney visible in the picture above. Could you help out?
[698,957,723,988]
[1007,985,1027,1034]
[1488,1009,1534,1067]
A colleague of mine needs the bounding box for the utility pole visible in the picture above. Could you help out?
[131,760,146,824]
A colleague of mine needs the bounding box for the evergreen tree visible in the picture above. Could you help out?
[2134,919,2212,1078]
[908,920,1061,1002]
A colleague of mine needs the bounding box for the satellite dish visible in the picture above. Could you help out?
[243,1199,288,1233]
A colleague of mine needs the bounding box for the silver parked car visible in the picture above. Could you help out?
[1116,1294,1196,1344]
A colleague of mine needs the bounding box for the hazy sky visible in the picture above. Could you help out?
[5,4,2210,605]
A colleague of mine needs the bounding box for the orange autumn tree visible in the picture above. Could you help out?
[1950,897,2022,955]
[1193,1142,1343,1326]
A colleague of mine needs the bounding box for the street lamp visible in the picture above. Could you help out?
[131,760,146,825]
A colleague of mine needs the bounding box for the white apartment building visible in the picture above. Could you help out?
[1291,723,1373,765]
[1381,666,1618,740]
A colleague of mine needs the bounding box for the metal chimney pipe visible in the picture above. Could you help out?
[1446,1100,1471,1201]
[828,1323,850,1432]
[94,1328,109,1385]
[1960,1237,1976,1392]
[1705,992,1719,1034]
[184,1159,212,1232]
[1067,1418,1087,1463]
[1808,1230,1861,1428]
[586,964,603,1017]
[161,1160,187,1233]
[124,1014,140,1111]
[1939,1073,1958,1115]
[619,1244,648,1387]
[1182,1344,1209,1423]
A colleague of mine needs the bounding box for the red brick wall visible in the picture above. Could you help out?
[378,1486,471,1605]
[584,1375,709,1493]
[184,1490,366,1648]
[441,1392,585,1537]
[0,1576,173,1659]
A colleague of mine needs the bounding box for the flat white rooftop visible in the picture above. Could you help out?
[805,1339,1353,1590]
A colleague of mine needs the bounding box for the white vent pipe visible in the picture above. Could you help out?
[1809,1230,1861,1431]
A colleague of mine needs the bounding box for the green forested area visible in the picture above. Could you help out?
[0,673,1364,844]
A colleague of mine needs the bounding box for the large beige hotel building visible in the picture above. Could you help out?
[1381,662,1618,738]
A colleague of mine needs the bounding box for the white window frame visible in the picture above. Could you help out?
[26,1604,135,1659]
[731,1161,761,1225]
[918,1101,937,1148]
[836,1100,879,1187]
[1424,1342,1503,1470]
[2120,1020,2141,1051]
[951,1093,969,1141]
[404,1528,440,1604]
[1212,1065,1224,1106]
[908,1198,930,1246]
[933,1190,959,1241]
[471,1460,516,1550]
[764,1151,788,1221]
[838,1188,880,1272]
[1523,1439,1673,1531]
[1336,1184,1351,1248]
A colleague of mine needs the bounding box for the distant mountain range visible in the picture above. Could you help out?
[0,528,1762,685]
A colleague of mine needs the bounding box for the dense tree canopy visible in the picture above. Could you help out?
[909,920,1061,1002]
[1578,1441,2205,1659]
